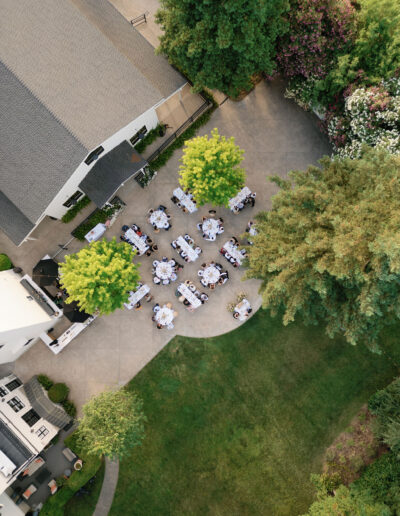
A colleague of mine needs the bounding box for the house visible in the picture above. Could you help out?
[0,270,62,364]
[0,0,187,246]
[0,374,71,512]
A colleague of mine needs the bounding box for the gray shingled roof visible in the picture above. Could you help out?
[79,141,147,207]
[23,377,72,429]
[0,0,186,245]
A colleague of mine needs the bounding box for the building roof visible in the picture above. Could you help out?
[79,141,147,207]
[0,0,186,245]
[23,377,72,429]
[0,420,32,471]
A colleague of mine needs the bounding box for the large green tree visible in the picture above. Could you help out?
[60,238,140,315]
[156,0,288,96]
[245,147,400,348]
[77,389,146,460]
[179,128,246,206]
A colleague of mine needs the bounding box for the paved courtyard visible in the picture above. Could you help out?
[1,80,331,411]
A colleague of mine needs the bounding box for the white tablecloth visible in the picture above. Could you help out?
[155,305,174,325]
[177,283,202,308]
[202,218,220,238]
[85,223,106,243]
[150,210,168,228]
[223,241,246,265]
[124,284,150,309]
[235,299,251,321]
[173,187,197,213]
[125,228,149,255]
[202,265,220,284]
[228,186,252,210]
[156,262,173,280]
[176,236,200,262]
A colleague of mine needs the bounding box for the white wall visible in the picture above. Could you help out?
[44,105,159,219]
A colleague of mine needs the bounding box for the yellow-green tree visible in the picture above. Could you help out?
[245,147,400,349]
[76,389,146,460]
[59,238,140,315]
[179,128,246,206]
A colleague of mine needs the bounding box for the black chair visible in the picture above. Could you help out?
[158,205,167,212]
[122,225,129,232]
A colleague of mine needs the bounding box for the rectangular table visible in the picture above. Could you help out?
[223,241,246,265]
[178,283,202,308]
[85,223,106,243]
[176,236,200,262]
[173,187,197,213]
[228,186,252,210]
[124,284,150,309]
[125,228,149,255]
[235,299,251,321]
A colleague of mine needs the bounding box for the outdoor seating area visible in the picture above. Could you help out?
[147,206,172,231]
[171,187,197,213]
[152,302,177,330]
[245,220,257,244]
[171,234,202,262]
[229,187,256,214]
[152,257,180,285]
[124,282,152,310]
[121,224,153,256]
[220,237,247,268]
[176,280,208,310]
[198,262,229,290]
[198,216,224,241]
[233,298,252,321]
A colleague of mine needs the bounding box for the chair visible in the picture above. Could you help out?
[189,284,196,292]
[48,479,58,495]
[162,279,170,285]
[218,227,224,234]
[162,257,168,262]
[171,273,177,282]
[195,247,202,254]
[184,279,191,285]
[153,277,160,284]
[153,260,159,267]
[147,209,154,215]
[167,214,171,219]
[122,225,129,232]
[158,205,167,211]
[196,223,202,231]
[177,202,182,208]
[201,279,208,287]
[197,270,204,276]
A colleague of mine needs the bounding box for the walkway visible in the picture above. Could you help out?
[93,458,119,516]
[1,80,331,412]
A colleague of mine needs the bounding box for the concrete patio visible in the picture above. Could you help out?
[0,80,331,412]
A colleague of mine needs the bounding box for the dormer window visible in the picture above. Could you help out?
[84,146,104,165]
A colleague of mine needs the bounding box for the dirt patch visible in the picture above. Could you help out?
[322,405,387,486]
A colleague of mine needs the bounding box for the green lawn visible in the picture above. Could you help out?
[64,458,105,516]
[110,311,399,516]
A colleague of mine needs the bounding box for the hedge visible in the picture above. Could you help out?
[134,124,162,153]
[48,383,69,403]
[72,205,116,241]
[0,254,12,271]
[61,196,91,224]
[149,91,218,170]
[40,433,102,516]
[37,374,54,391]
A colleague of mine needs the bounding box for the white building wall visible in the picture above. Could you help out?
[44,105,159,219]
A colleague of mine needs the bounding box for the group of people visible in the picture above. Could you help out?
[198,262,229,290]
[147,205,172,231]
[197,215,224,241]
[220,237,247,268]
[152,257,184,285]
[177,280,209,308]
[120,224,158,256]
[171,234,202,262]
[151,302,177,330]
[232,192,256,214]
[171,190,196,213]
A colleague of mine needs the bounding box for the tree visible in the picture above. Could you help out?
[77,389,146,460]
[245,147,400,348]
[59,238,140,315]
[303,485,391,516]
[179,128,246,206]
[156,0,288,96]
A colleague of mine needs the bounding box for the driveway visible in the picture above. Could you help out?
[5,80,331,411]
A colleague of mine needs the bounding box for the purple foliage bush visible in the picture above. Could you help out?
[277,0,356,80]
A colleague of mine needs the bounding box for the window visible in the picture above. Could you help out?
[84,146,104,165]
[5,378,21,391]
[129,126,147,146]
[0,386,7,398]
[36,426,49,439]
[22,409,40,427]
[8,396,24,412]
[63,191,83,208]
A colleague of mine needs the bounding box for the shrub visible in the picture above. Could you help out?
[72,205,117,241]
[37,374,54,390]
[0,254,12,271]
[134,125,162,153]
[61,196,91,223]
[48,383,69,403]
[62,399,77,419]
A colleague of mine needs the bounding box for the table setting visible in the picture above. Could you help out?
[173,187,197,213]
[150,210,169,229]
[155,305,175,326]
[124,228,149,255]
[124,284,150,309]
[202,265,220,285]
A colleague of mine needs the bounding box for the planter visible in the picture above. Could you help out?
[74,459,83,471]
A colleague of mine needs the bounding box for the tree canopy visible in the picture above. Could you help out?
[245,147,400,348]
[179,128,246,207]
[77,389,146,460]
[156,0,288,96]
[59,238,140,315]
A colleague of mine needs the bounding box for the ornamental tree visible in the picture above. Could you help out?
[76,389,146,460]
[156,0,288,96]
[59,238,140,315]
[179,128,246,207]
[245,147,400,349]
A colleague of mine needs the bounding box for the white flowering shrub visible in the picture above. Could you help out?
[327,77,400,158]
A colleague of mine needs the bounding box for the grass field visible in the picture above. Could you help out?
[64,458,105,516]
[110,311,400,516]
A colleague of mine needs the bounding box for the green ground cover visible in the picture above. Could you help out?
[64,458,105,516]
[110,311,399,515]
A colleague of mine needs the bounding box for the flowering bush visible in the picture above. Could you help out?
[277,0,356,80]
[327,78,400,158]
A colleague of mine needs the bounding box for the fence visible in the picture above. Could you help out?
[146,98,213,163]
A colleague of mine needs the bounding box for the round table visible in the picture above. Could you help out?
[202,218,220,236]
[155,306,174,325]
[150,210,168,229]
[156,262,173,280]
[202,265,220,284]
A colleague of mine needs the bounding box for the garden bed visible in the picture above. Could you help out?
[71,197,125,241]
